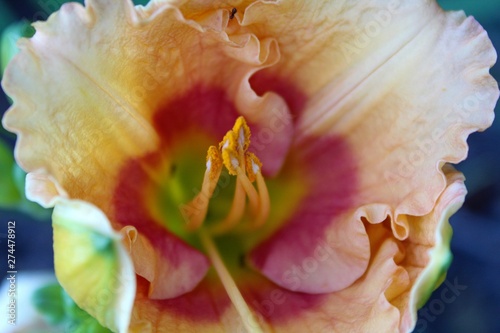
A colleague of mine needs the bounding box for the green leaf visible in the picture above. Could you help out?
[71,317,113,333]
[1,20,35,76]
[0,138,52,220]
[32,282,113,332]
[32,284,67,325]
[0,139,22,206]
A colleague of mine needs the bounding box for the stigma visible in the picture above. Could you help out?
[182,116,270,234]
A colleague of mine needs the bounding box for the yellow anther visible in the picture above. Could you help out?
[221,146,240,176]
[219,130,238,152]
[232,116,251,153]
[206,146,222,182]
[245,152,262,183]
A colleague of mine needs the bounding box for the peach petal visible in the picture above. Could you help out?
[121,226,156,283]
[1,0,293,307]
[242,166,464,332]
[250,135,370,294]
[1,0,294,209]
[243,0,498,239]
[396,166,467,331]
[25,170,68,208]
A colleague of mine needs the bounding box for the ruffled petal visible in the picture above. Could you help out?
[1,0,157,213]
[243,0,498,236]
[239,168,464,332]
[1,0,293,211]
[393,166,467,331]
[233,233,402,333]
[250,136,370,294]
[1,0,295,302]
[52,198,135,333]
[129,276,251,333]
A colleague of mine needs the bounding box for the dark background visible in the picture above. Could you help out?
[0,1,499,332]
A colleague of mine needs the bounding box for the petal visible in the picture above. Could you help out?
[393,166,467,331]
[243,0,498,237]
[25,170,68,208]
[129,276,250,333]
[121,226,156,283]
[1,0,293,302]
[52,198,135,333]
[245,156,469,332]
[1,0,291,209]
[113,156,211,300]
[1,0,158,213]
[250,136,370,294]
[232,232,402,333]
[128,227,400,333]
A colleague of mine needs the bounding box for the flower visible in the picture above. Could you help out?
[1,0,498,332]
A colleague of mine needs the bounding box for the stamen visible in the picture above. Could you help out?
[183,146,222,230]
[182,116,270,235]
[209,178,246,235]
[254,172,270,227]
[222,146,260,214]
[232,116,251,153]
[235,166,260,214]
[246,153,270,227]
[220,131,239,176]
[199,229,264,333]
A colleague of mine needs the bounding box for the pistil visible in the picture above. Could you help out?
[181,117,270,332]
[199,229,264,333]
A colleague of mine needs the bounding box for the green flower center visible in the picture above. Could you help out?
[146,117,305,270]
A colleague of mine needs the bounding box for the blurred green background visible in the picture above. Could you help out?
[0,1,499,332]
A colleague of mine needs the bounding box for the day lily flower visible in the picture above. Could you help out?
[1,0,498,332]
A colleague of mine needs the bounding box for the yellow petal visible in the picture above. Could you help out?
[52,198,135,333]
